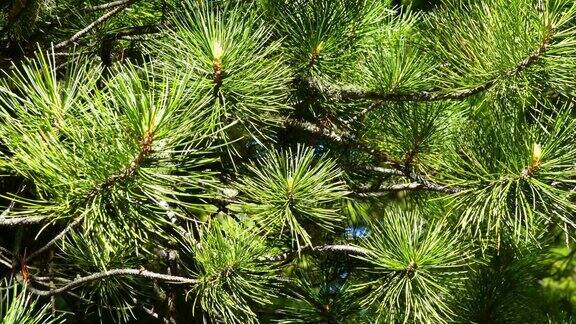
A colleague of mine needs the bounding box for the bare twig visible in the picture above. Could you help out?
[357,165,404,176]
[354,167,462,195]
[355,182,425,196]
[137,299,160,319]
[86,0,133,11]
[0,217,47,226]
[259,244,368,262]
[314,244,369,255]
[0,254,11,268]
[0,243,12,269]
[403,170,462,194]
[354,180,460,196]
[27,269,198,297]
[25,214,85,262]
[53,0,137,50]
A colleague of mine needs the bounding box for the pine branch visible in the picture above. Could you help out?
[329,75,503,102]
[86,130,154,199]
[86,0,133,11]
[403,170,462,194]
[25,214,84,262]
[286,117,457,186]
[0,183,45,226]
[26,130,155,262]
[0,217,46,226]
[317,24,555,106]
[27,269,198,297]
[358,165,404,176]
[53,0,138,50]
[356,182,423,195]
[354,181,460,196]
[353,165,461,194]
[284,118,398,165]
[315,244,368,255]
[285,118,461,194]
[259,244,368,262]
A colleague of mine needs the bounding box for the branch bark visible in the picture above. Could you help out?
[0,183,46,226]
[317,24,555,107]
[259,244,369,262]
[0,216,47,226]
[354,180,461,196]
[25,214,84,262]
[358,165,404,176]
[53,0,137,50]
[28,269,198,297]
[86,0,133,11]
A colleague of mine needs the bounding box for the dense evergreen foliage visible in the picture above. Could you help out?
[0,0,575,323]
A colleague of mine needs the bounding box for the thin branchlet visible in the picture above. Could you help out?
[87,129,154,199]
[285,118,461,194]
[53,0,138,50]
[317,23,556,106]
[354,181,460,196]
[26,130,155,262]
[258,244,368,262]
[27,269,198,297]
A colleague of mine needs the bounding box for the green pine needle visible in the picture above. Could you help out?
[184,217,278,324]
[0,280,63,324]
[353,208,474,323]
[235,145,348,249]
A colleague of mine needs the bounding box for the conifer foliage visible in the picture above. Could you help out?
[0,0,576,323]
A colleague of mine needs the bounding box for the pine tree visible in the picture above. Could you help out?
[0,0,576,323]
